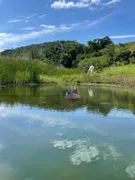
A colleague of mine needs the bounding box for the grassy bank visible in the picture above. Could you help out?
[0,59,83,85]
[86,64,135,86]
[1,59,135,86]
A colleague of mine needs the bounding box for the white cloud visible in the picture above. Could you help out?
[0,29,56,46]
[0,14,112,50]
[0,104,73,127]
[53,139,122,165]
[70,146,99,165]
[104,145,122,161]
[51,0,90,9]
[91,0,100,4]
[25,13,37,20]
[53,139,100,165]
[53,139,78,149]
[110,34,135,39]
[86,13,113,27]
[59,23,81,31]
[0,33,12,37]
[104,0,120,5]
[20,27,34,31]
[7,19,28,23]
[126,162,135,178]
[40,24,56,29]
[39,14,47,18]
[108,109,134,117]
[51,0,121,9]
[7,14,38,24]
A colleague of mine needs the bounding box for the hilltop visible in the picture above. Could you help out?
[1,36,135,71]
[0,40,85,68]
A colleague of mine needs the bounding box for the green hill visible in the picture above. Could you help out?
[124,42,135,51]
[1,37,135,71]
[0,40,85,68]
[1,36,135,86]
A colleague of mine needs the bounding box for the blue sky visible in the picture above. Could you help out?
[0,0,135,51]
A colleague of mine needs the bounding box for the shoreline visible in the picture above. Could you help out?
[1,82,135,88]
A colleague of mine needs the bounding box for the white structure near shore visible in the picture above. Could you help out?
[88,65,95,75]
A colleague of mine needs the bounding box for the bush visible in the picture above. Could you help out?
[0,58,82,84]
[15,71,30,84]
[129,57,135,64]
[116,62,124,66]
[78,56,110,72]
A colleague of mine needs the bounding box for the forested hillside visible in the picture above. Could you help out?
[1,36,135,71]
[0,40,85,68]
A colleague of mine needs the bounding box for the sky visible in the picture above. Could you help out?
[0,0,135,51]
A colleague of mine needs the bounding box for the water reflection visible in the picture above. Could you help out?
[0,86,135,116]
[88,89,94,97]
[0,86,135,179]
[53,139,122,165]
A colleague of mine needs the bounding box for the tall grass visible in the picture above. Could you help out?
[2,58,135,86]
[0,58,82,84]
[94,64,135,76]
[84,64,135,86]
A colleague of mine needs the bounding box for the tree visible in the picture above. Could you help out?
[78,56,109,72]
[0,38,134,69]
[98,36,113,49]
[87,36,113,51]
[100,44,115,65]
[114,50,131,65]
[87,40,99,52]
[129,57,135,64]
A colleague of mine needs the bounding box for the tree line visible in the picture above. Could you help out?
[1,36,135,71]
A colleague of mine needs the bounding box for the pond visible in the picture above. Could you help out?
[0,85,135,180]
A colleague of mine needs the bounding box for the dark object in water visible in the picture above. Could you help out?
[65,88,80,99]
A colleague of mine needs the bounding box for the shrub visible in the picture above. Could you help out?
[78,56,110,72]
[15,71,30,84]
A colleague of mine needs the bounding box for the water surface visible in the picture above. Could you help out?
[0,86,135,180]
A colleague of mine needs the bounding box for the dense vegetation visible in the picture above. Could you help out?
[1,36,135,85]
[1,36,135,71]
[0,59,82,85]
[0,40,85,68]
